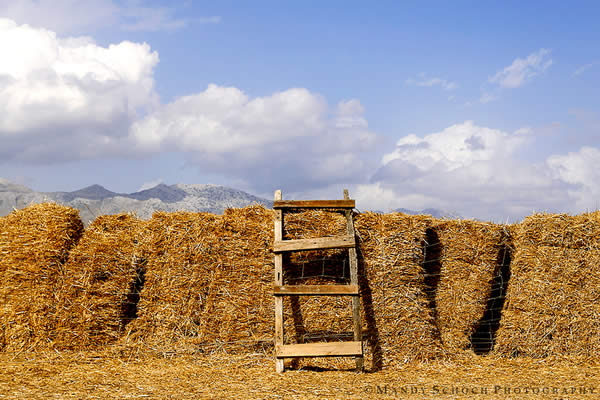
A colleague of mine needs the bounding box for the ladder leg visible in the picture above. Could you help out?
[274,190,285,372]
[351,294,363,371]
[344,189,363,371]
[275,296,284,373]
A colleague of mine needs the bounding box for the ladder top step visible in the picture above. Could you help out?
[273,284,359,296]
[273,200,355,209]
[273,235,355,253]
[276,341,363,358]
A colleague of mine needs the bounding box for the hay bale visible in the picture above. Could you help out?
[125,206,274,354]
[516,212,600,249]
[54,214,146,349]
[0,203,83,351]
[431,220,509,353]
[495,212,600,358]
[354,212,444,367]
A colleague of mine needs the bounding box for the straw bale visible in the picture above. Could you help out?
[125,206,275,354]
[517,211,600,249]
[275,210,443,370]
[54,214,146,349]
[432,220,509,352]
[495,244,600,358]
[353,212,444,368]
[0,203,83,351]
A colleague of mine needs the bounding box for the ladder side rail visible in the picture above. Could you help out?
[344,189,364,371]
[274,190,285,373]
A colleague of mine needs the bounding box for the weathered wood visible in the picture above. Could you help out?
[273,235,355,252]
[276,341,363,358]
[274,190,284,373]
[273,200,355,209]
[344,189,364,371]
[272,189,364,372]
[273,284,359,296]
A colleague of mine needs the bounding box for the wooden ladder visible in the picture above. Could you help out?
[272,189,363,373]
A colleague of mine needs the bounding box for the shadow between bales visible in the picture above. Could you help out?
[121,256,147,328]
[357,245,383,372]
[469,245,512,354]
[422,228,442,323]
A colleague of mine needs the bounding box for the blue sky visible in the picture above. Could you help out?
[0,1,599,221]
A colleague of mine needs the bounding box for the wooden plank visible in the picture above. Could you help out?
[273,200,355,209]
[273,235,355,252]
[276,341,363,358]
[344,189,364,371]
[273,284,359,296]
[273,189,284,373]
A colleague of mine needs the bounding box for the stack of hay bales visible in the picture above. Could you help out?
[125,206,445,369]
[431,220,509,353]
[494,212,600,358]
[0,203,83,352]
[55,214,146,349]
[125,206,275,354]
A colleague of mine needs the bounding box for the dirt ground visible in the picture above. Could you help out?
[1,352,599,399]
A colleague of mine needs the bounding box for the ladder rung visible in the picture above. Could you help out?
[276,341,363,358]
[273,284,359,296]
[273,200,355,209]
[273,235,355,252]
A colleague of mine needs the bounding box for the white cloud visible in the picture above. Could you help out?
[406,75,458,91]
[0,0,209,34]
[547,147,600,211]
[490,48,553,88]
[0,18,159,161]
[0,18,376,193]
[128,85,377,191]
[381,121,527,171]
[369,121,574,221]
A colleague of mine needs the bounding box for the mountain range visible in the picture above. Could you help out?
[0,178,271,225]
[0,178,460,225]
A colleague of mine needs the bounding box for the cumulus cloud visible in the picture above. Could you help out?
[366,121,574,221]
[128,85,377,192]
[0,0,205,34]
[547,147,600,211]
[489,48,553,89]
[0,18,159,161]
[380,121,527,170]
[0,19,376,193]
[406,74,458,91]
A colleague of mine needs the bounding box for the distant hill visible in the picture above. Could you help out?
[394,207,462,219]
[0,179,271,225]
[1,178,461,225]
